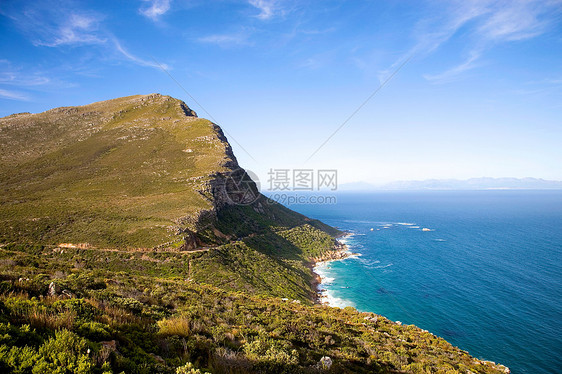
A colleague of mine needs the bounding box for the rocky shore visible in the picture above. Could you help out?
[311,233,357,304]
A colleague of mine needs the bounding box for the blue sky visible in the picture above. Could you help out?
[1,0,561,185]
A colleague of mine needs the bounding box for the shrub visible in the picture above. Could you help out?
[175,362,210,374]
[0,323,42,347]
[76,322,111,341]
[112,298,143,314]
[53,299,99,322]
[33,329,94,374]
[243,337,299,366]
[0,344,39,373]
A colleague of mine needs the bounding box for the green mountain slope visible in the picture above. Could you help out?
[0,95,509,373]
[1,94,237,248]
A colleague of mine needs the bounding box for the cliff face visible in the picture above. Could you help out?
[0,94,269,249]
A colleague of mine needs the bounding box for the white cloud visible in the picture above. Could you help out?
[411,2,488,56]
[31,12,106,47]
[197,33,251,47]
[1,2,105,47]
[0,60,51,87]
[418,0,562,82]
[477,0,558,41]
[0,88,29,101]
[4,3,171,71]
[139,0,171,21]
[248,0,277,20]
[423,50,482,83]
[511,76,562,95]
[0,71,50,87]
[113,39,170,70]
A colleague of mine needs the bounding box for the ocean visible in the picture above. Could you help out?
[289,191,562,374]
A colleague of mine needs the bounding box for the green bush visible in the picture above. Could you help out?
[0,329,94,374]
[76,322,111,341]
[175,362,210,374]
[0,344,39,373]
[53,299,99,322]
[33,329,94,373]
[243,337,299,367]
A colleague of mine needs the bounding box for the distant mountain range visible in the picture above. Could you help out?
[340,177,562,191]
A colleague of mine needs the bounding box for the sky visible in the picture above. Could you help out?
[1,0,561,186]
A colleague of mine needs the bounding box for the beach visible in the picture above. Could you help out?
[312,232,358,306]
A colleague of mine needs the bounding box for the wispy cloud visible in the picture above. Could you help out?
[0,61,51,87]
[4,2,170,71]
[423,50,483,83]
[1,1,106,48]
[0,73,51,87]
[197,32,252,47]
[511,76,562,96]
[415,0,562,82]
[0,88,29,101]
[477,0,557,42]
[113,39,169,70]
[139,0,171,21]
[249,0,280,20]
[28,11,106,47]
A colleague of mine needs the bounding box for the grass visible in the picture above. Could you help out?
[0,94,229,248]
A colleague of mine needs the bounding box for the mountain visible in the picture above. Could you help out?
[0,93,329,248]
[0,95,509,373]
[338,181,378,191]
[341,177,562,191]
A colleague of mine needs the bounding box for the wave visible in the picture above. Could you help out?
[360,259,380,266]
[374,263,394,269]
[319,289,356,309]
[313,262,331,277]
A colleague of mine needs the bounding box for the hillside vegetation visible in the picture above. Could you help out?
[0,95,509,373]
[1,94,229,248]
[0,243,509,374]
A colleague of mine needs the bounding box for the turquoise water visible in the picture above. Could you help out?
[290,191,562,374]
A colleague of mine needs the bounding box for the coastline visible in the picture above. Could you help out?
[311,232,358,305]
